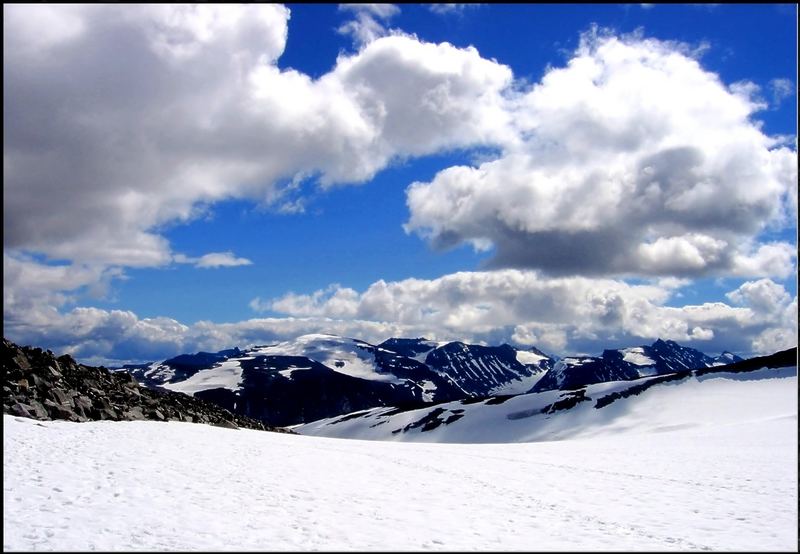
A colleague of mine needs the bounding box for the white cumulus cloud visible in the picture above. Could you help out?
[405,31,797,279]
[174,252,253,269]
[337,4,400,47]
[4,4,515,272]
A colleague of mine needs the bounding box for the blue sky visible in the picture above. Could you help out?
[3,4,797,364]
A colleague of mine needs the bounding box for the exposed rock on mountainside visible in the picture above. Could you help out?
[109,333,758,428]
[116,334,553,427]
[531,339,741,392]
[1,338,289,432]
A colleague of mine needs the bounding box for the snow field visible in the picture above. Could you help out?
[4,404,797,551]
[162,358,247,394]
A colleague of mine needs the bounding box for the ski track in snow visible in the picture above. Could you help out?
[4,411,797,551]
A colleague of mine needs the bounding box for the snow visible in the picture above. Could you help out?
[409,340,445,362]
[297,366,797,444]
[161,358,245,394]
[253,334,400,383]
[712,352,738,366]
[515,349,547,366]
[488,370,547,395]
[417,379,437,402]
[143,361,175,382]
[277,366,312,378]
[621,347,656,366]
[4,364,797,551]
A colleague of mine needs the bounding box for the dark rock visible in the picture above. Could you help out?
[212,419,238,429]
[49,388,71,406]
[123,406,145,420]
[11,403,32,418]
[44,399,77,420]
[3,337,289,433]
[13,353,31,370]
[28,400,48,419]
[74,395,93,411]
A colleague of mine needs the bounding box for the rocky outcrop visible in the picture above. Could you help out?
[2,338,291,433]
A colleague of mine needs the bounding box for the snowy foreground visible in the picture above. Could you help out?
[4,369,798,551]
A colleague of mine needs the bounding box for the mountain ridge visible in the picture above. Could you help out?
[109,333,754,427]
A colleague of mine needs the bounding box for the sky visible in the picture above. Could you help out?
[3,3,798,365]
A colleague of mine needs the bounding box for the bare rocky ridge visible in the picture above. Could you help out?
[2,338,291,433]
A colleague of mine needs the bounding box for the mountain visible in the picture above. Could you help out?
[421,341,550,395]
[379,338,552,395]
[711,351,744,366]
[114,334,554,427]
[377,337,443,360]
[112,334,753,427]
[295,347,797,443]
[1,338,282,432]
[531,338,730,392]
[123,334,471,426]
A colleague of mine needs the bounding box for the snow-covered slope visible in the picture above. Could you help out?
[296,357,797,443]
[532,338,724,392]
[253,334,401,382]
[4,372,797,551]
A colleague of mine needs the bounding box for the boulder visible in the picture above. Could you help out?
[212,419,238,430]
[11,403,33,418]
[123,406,145,420]
[74,395,93,411]
[44,399,77,420]
[27,400,49,420]
[50,388,71,406]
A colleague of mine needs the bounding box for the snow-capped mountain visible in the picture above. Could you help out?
[379,338,552,395]
[116,334,554,426]
[115,334,748,427]
[421,341,550,395]
[377,337,444,361]
[295,347,797,442]
[120,334,469,426]
[711,351,744,366]
[531,338,734,392]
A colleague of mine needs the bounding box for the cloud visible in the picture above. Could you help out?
[3,253,123,320]
[4,4,514,274]
[5,268,794,365]
[3,10,796,366]
[337,4,400,47]
[174,252,253,269]
[768,78,795,108]
[428,4,480,16]
[262,270,797,356]
[726,278,792,314]
[8,9,791,284]
[404,32,798,279]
